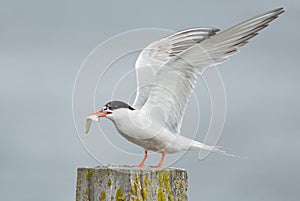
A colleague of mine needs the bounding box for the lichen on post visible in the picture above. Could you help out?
[76,165,188,201]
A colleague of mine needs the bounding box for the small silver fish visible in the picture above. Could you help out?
[85,114,98,134]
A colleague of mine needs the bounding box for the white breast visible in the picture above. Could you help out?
[110,108,182,153]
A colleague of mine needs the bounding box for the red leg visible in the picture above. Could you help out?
[137,150,148,167]
[151,151,165,168]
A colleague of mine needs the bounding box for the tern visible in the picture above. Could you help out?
[86,8,284,167]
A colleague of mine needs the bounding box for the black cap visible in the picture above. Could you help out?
[103,101,135,111]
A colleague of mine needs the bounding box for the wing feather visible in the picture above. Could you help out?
[140,8,284,133]
[132,28,219,109]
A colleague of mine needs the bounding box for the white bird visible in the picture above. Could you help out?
[86,8,284,167]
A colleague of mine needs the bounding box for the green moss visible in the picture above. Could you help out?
[85,169,94,180]
[163,172,173,201]
[157,172,166,201]
[135,175,141,195]
[158,187,166,201]
[180,188,186,201]
[116,188,125,201]
[142,188,147,199]
[83,189,89,201]
[107,178,112,187]
[111,195,114,200]
[157,171,174,201]
[175,180,181,189]
[142,176,149,199]
[99,191,106,201]
[158,172,163,186]
[131,185,136,195]
[143,176,149,186]
[131,175,139,195]
[130,175,144,200]
[131,176,137,195]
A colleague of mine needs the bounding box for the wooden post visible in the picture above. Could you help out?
[76,165,188,201]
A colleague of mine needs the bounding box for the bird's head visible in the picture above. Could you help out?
[93,100,135,120]
[95,101,134,119]
[85,100,135,134]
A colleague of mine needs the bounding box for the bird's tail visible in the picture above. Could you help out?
[190,140,239,157]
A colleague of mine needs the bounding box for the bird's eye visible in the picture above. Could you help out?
[106,104,112,110]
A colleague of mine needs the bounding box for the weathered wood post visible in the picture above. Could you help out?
[76,165,188,201]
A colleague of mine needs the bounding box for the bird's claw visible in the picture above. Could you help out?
[150,163,162,168]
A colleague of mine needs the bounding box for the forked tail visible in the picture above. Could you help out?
[190,140,239,157]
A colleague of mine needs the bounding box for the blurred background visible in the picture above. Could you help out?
[1,1,299,201]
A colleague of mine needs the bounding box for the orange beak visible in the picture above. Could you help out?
[93,110,112,118]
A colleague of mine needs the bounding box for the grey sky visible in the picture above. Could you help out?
[1,1,299,201]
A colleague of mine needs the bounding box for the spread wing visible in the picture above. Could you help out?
[132,28,220,109]
[139,8,284,133]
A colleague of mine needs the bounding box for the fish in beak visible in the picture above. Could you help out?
[85,110,112,134]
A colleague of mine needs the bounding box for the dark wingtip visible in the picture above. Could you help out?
[273,7,285,15]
